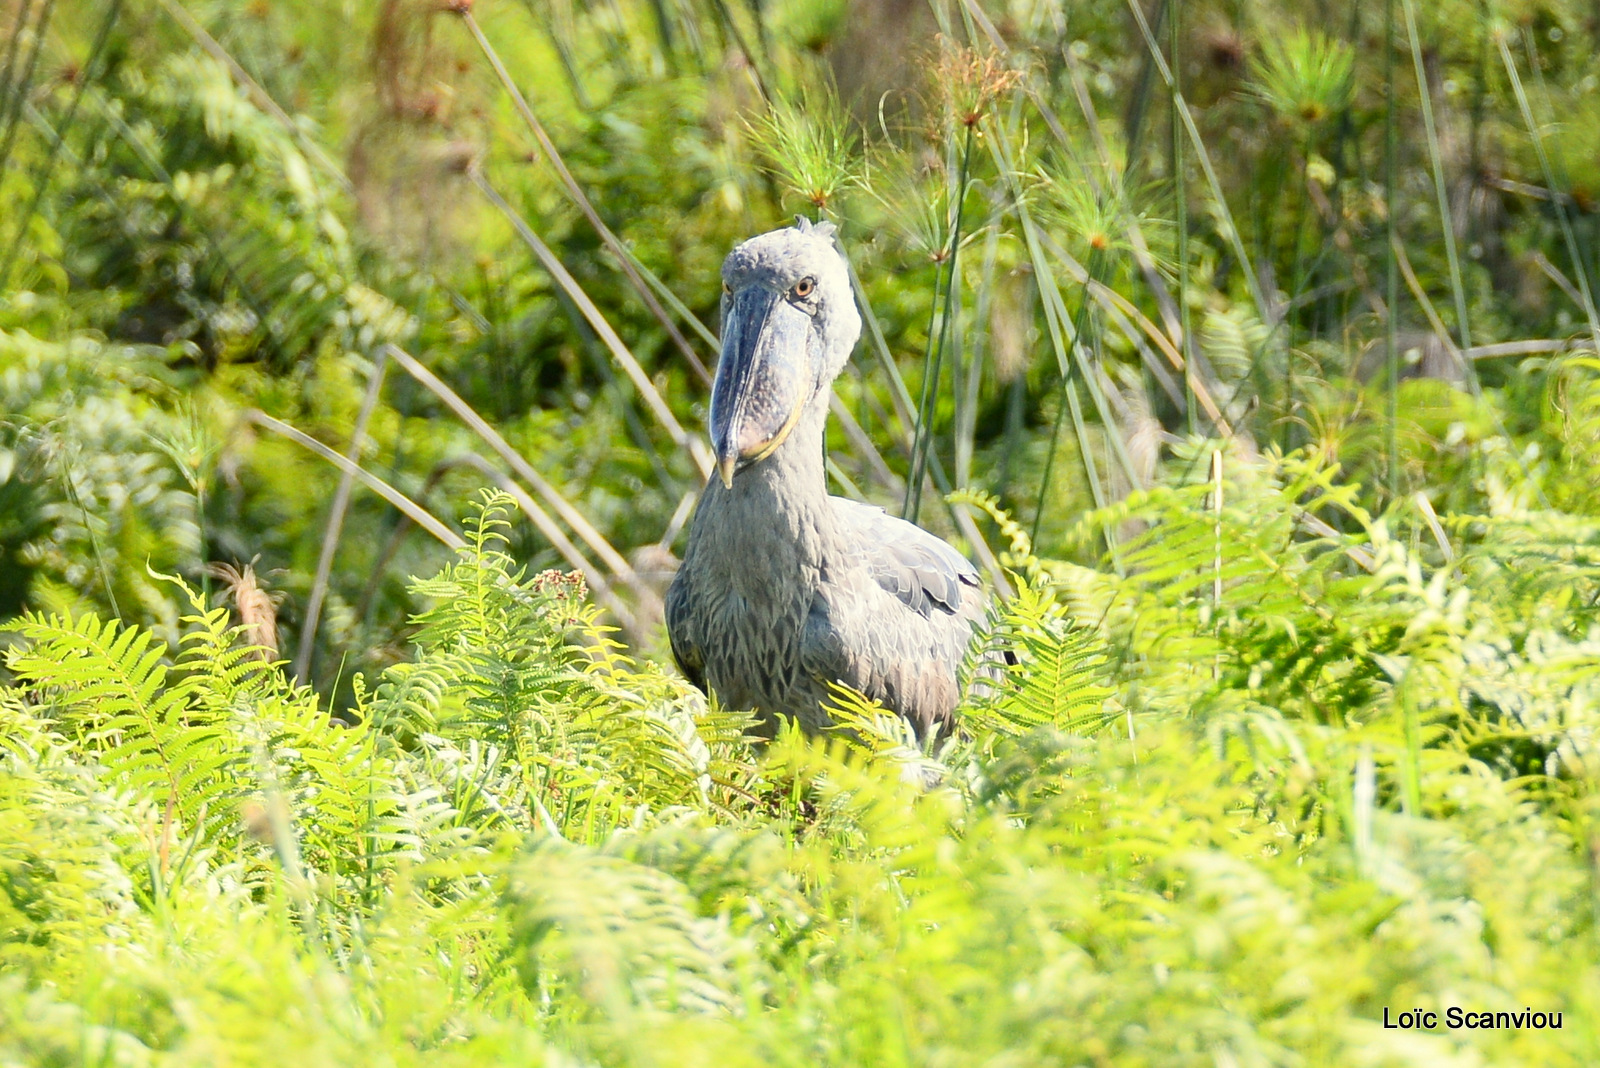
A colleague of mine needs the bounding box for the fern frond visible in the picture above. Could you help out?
[965,582,1118,738]
[506,836,749,1017]
[6,609,236,831]
[824,683,952,787]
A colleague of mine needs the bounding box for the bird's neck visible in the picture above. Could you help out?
[737,397,828,503]
[699,397,833,567]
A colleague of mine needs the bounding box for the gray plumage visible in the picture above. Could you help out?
[665,218,987,735]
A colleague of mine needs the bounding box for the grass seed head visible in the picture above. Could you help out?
[746,87,861,212]
[1248,27,1353,129]
[934,37,1023,129]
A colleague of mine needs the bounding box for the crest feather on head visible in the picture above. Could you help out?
[793,215,838,241]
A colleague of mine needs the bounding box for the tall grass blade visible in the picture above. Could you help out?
[1392,232,1462,361]
[0,0,120,292]
[469,171,712,480]
[845,247,1010,592]
[848,246,920,446]
[56,452,120,620]
[1498,30,1600,355]
[1033,233,1148,490]
[457,9,711,384]
[906,124,976,523]
[0,0,52,182]
[1386,0,1400,497]
[383,344,648,598]
[1211,447,1222,677]
[152,0,352,194]
[246,411,465,551]
[976,128,1135,555]
[1122,0,1270,323]
[1039,232,1236,434]
[1172,0,1194,434]
[957,206,1006,487]
[706,0,771,100]
[1400,665,1423,816]
[966,0,1219,431]
[0,0,39,113]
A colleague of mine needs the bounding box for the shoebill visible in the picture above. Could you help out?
[666,218,988,737]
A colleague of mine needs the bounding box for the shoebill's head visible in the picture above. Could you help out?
[709,217,861,488]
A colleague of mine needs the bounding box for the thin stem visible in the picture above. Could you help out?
[1037,229,1234,432]
[457,10,712,385]
[705,0,771,101]
[1032,253,1105,549]
[1211,447,1222,682]
[522,0,593,112]
[0,0,120,292]
[152,0,351,193]
[907,122,976,523]
[293,351,389,686]
[999,359,1027,504]
[1502,28,1600,354]
[970,0,1195,398]
[1386,0,1400,497]
[470,170,713,479]
[383,344,649,596]
[0,0,39,114]
[958,204,1005,486]
[58,452,120,620]
[0,0,53,184]
[1284,129,1315,455]
[1400,664,1423,816]
[849,256,922,439]
[1123,0,1271,323]
[846,241,1011,592]
[245,411,465,551]
[195,479,208,605]
[905,255,954,516]
[983,129,1127,564]
[1403,0,1472,352]
[1172,0,1194,434]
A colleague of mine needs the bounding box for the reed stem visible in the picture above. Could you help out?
[1386,0,1400,497]
[458,10,711,384]
[1172,0,1194,435]
[907,122,976,523]
[1403,0,1473,353]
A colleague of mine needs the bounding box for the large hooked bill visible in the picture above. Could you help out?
[709,286,813,488]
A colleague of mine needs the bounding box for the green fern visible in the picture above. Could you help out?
[6,608,236,835]
[506,836,749,1019]
[967,580,1118,738]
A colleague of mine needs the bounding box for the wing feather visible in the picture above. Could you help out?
[830,498,979,618]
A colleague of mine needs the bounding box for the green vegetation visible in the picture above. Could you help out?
[3,0,1600,1064]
